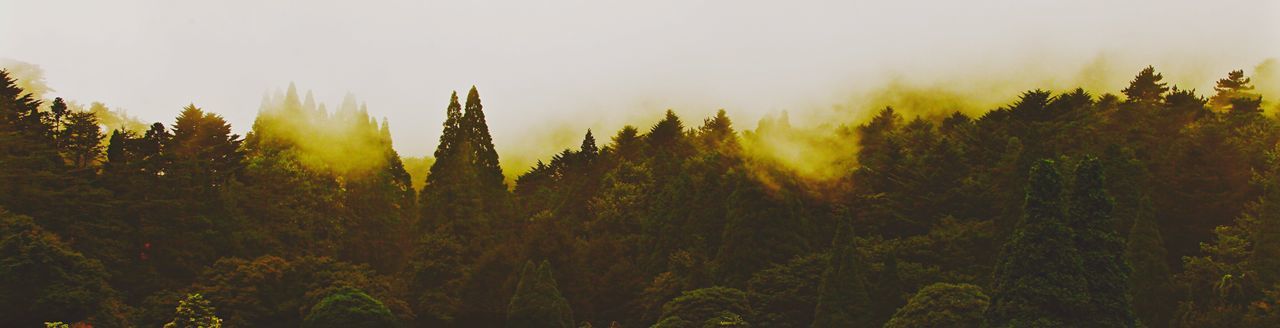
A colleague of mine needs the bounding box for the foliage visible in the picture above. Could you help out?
[653,287,751,328]
[303,288,399,328]
[986,160,1089,327]
[883,283,988,328]
[508,260,574,328]
[163,293,223,328]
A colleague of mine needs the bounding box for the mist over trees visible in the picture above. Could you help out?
[2,62,1280,327]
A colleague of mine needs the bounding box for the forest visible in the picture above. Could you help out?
[2,63,1280,328]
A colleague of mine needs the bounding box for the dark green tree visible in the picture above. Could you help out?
[1209,69,1259,110]
[883,283,988,328]
[653,286,751,328]
[303,288,399,328]
[746,253,825,328]
[1125,196,1172,327]
[420,91,483,235]
[59,110,104,169]
[463,86,505,191]
[1121,66,1168,107]
[508,260,574,328]
[714,175,808,287]
[810,221,873,328]
[0,210,116,327]
[986,159,1089,327]
[1067,157,1137,327]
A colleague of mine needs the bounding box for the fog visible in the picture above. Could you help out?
[2,0,1277,169]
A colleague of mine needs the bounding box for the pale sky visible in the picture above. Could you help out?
[2,0,1278,160]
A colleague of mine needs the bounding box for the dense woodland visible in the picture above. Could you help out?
[2,64,1280,328]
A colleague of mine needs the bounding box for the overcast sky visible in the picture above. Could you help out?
[2,0,1278,158]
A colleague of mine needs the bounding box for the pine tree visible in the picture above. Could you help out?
[1121,66,1169,107]
[1067,157,1137,327]
[1210,69,1259,110]
[810,220,873,328]
[986,159,1089,327]
[507,260,574,328]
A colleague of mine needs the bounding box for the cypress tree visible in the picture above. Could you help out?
[420,92,481,234]
[1067,157,1136,327]
[507,260,574,328]
[810,220,873,328]
[463,86,505,190]
[986,159,1089,327]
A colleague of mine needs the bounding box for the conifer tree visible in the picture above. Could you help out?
[420,91,479,232]
[1125,196,1172,327]
[986,159,1089,327]
[463,86,505,190]
[507,260,574,328]
[1067,157,1136,327]
[810,220,873,328]
[1121,66,1168,107]
[580,129,598,159]
[714,175,807,287]
[1210,69,1258,109]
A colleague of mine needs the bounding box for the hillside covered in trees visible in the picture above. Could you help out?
[4,64,1280,328]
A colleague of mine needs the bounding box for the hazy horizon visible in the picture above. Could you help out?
[3,0,1278,162]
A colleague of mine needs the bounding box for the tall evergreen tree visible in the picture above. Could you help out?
[714,175,808,287]
[810,220,873,328]
[507,260,574,328]
[463,86,505,190]
[986,159,1089,327]
[420,92,479,231]
[1067,157,1136,327]
[1125,196,1172,327]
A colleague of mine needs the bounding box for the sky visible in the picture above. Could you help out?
[2,0,1278,160]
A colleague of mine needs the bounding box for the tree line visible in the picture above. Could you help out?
[1,65,1278,327]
